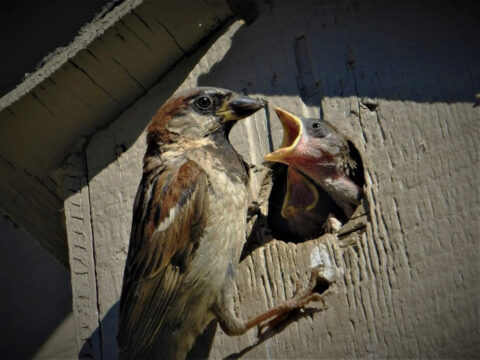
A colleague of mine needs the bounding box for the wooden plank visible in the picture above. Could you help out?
[134,0,231,52]
[0,0,145,111]
[0,95,62,175]
[204,0,479,357]
[63,148,102,359]
[0,150,67,267]
[67,0,480,358]
[209,0,478,357]
[209,235,348,359]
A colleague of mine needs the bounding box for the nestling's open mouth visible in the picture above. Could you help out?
[264,107,303,162]
[281,167,319,218]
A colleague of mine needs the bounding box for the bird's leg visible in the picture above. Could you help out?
[256,273,326,336]
[213,267,325,338]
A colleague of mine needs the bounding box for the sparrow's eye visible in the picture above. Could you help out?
[312,122,321,129]
[195,96,213,110]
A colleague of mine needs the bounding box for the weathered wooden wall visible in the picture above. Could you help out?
[64,0,479,358]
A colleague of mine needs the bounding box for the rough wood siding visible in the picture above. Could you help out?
[64,149,102,358]
[64,0,479,358]
[0,153,68,266]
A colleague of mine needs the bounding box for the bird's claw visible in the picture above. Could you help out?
[291,266,326,308]
[257,266,326,337]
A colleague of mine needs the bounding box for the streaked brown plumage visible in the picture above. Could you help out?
[117,88,323,359]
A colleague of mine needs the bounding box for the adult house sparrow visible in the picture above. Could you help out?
[117,88,323,360]
[265,108,363,224]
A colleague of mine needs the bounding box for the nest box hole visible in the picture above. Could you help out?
[266,141,365,242]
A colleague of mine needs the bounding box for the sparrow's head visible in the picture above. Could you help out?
[147,87,264,151]
[264,107,346,168]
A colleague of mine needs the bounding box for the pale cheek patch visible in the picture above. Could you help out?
[167,113,216,138]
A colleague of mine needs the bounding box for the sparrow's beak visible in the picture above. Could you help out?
[281,167,319,218]
[264,107,303,163]
[216,94,265,121]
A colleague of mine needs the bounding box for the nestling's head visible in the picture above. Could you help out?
[264,107,346,167]
[147,87,264,152]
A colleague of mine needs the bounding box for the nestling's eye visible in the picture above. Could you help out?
[195,96,213,110]
[309,120,328,138]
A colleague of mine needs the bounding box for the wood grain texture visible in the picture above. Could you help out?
[64,0,479,358]
[0,152,68,266]
[64,148,102,359]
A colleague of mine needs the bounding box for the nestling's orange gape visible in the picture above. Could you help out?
[264,108,363,241]
[117,88,323,360]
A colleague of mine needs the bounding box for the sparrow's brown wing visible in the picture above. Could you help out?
[117,160,209,357]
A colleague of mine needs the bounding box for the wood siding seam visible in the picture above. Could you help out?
[64,148,102,359]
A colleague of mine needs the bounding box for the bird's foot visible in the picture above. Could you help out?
[257,266,326,336]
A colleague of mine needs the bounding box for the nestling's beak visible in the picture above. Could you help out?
[216,94,265,121]
[281,167,319,218]
[264,107,303,163]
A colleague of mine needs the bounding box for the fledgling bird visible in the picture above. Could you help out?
[117,88,323,360]
[265,107,363,224]
[282,166,344,238]
[266,164,345,241]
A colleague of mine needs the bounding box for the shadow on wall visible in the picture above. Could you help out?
[80,0,480,186]
[77,0,479,358]
[80,302,119,359]
[70,0,480,213]
[196,0,479,105]
[0,214,74,359]
[82,303,217,359]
